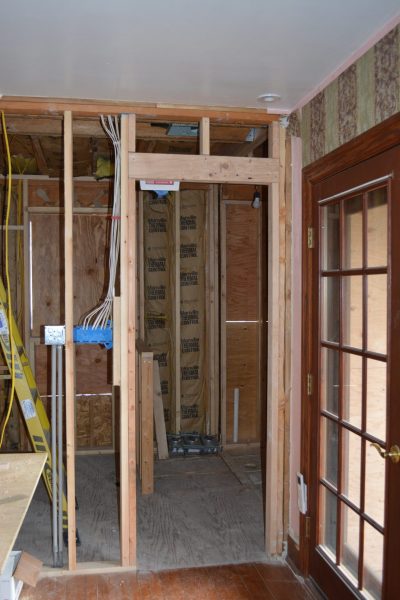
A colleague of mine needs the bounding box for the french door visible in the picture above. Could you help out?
[307,145,400,599]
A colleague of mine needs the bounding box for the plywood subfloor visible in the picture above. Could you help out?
[21,563,319,600]
[15,448,264,570]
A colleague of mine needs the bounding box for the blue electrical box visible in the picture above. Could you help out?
[73,322,113,349]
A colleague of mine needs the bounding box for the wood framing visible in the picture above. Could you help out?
[119,115,129,565]
[22,179,30,358]
[63,110,77,569]
[153,360,168,460]
[206,185,219,434]
[212,186,220,435]
[174,191,181,434]
[265,121,285,557]
[220,200,227,445]
[140,352,154,495]
[200,117,210,155]
[112,297,121,386]
[0,96,279,125]
[138,191,145,341]
[12,103,286,574]
[129,154,278,185]
[127,115,137,566]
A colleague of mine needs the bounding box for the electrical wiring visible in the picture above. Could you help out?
[82,116,121,330]
[0,111,16,449]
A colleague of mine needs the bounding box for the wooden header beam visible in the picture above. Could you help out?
[0,96,279,125]
[129,154,278,185]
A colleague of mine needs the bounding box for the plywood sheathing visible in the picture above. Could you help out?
[0,453,46,574]
[223,198,261,443]
[26,179,114,452]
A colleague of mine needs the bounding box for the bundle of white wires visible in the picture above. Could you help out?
[82,115,121,329]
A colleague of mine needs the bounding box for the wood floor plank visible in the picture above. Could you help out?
[82,574,98,600]
[20,576,67,600]
[65,573,89,599]
[18,563,318,600]
[255,562,297,581]
[232,564,276,600]
[117,572,139,600]
[137,571,165,600]
[264,579,314,600]
[206,565,252,600]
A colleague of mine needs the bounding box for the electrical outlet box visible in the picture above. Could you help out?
[44,325,65,346]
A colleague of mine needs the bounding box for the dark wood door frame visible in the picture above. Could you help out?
[299,112,400,579]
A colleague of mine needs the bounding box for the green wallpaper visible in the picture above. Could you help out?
[288,25,400,166]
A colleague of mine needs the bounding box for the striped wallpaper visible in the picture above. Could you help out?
[288,24,400,166]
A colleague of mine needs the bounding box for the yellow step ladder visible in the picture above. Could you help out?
[0,278,68,535]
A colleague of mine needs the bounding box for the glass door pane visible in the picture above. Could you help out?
[318,184,389,598]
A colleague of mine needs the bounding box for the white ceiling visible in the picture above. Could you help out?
[0,0,399,113]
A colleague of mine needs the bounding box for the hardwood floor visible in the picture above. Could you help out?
[20,563,317,599]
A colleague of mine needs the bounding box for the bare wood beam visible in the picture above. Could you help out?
[174,192,181,434]
[129,154,278,185]
[127,114,137,566]
[120,114,130,566]
[0,97,279,125]
[30,136,49,175]
[265,121,285,557]
[140,352,154,495]
[64,110,76,570]
[118,112,138,567]
[220,200,227,445]
[112,297,121,386]
[200,117,210,155]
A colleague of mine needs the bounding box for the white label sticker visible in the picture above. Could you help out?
[0,309,9,336]
[21,398,36,420]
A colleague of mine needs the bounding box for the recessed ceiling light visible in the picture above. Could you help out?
[257,93,281,103]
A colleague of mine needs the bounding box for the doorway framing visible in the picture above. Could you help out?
[0,97,287,573]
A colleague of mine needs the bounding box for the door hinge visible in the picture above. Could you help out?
[305,516,311,539]
[307,227,314,249]
[307,373,313,395]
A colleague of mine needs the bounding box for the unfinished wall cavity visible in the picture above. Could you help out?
[143,189,207,434]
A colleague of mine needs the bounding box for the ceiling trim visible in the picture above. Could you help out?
[291,11,400,113]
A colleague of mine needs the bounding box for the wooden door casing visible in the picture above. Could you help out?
[301,113,400,599]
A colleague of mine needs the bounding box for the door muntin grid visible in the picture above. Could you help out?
[318,185,389,599]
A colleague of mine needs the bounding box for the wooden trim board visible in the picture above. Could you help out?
[63,110,77,570]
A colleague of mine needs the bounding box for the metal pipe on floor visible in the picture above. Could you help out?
[57,344,64,566]
[51,344,58,566]
[233,387,240,443]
